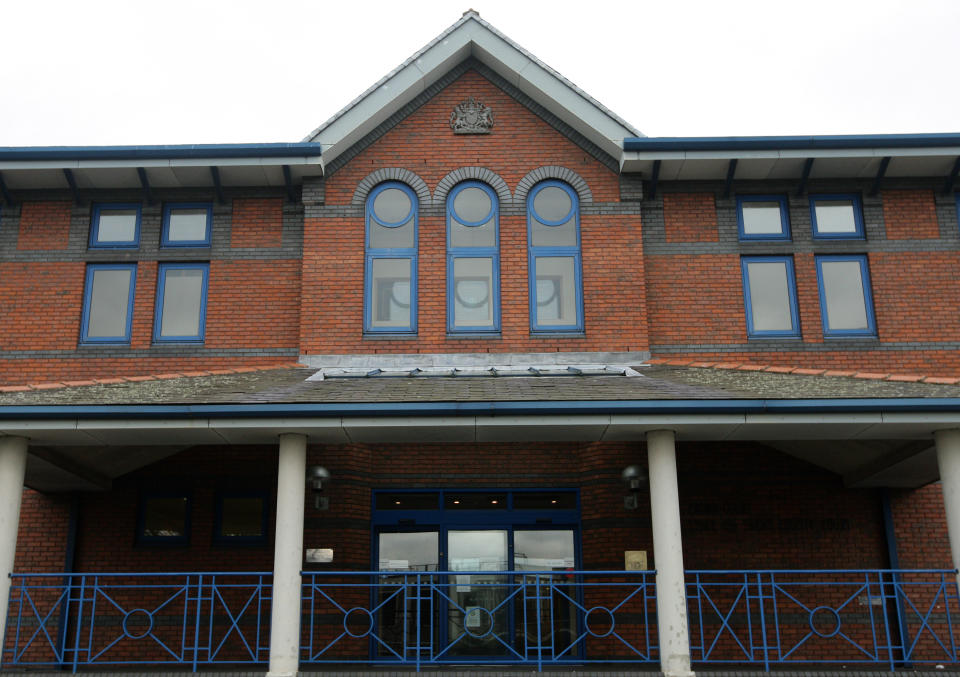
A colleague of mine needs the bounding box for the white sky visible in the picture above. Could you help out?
[2,0,958,146]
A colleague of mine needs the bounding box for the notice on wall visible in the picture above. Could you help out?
[305,548,334,563]
[624,550,647,570]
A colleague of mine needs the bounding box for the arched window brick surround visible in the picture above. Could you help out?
[515,166,592,206]
[434,167,511,206]
[352,168,431,208]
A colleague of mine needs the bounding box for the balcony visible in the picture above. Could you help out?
[3,569,958,671]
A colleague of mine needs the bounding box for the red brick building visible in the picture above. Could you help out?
[3,11,960,675]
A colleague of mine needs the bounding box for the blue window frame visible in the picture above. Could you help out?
[740,256,800,338]
[810,194,865,239]
[214,491,269,546]
[80,263,137,344]
[737,195,790,240]
[89,203,141,248]
[527,181,583,332]
[161,202,212,247]
[153,262,209,343]
[447,181,500,333]
[365,182,418,334]
[815,254,876,337]
[136,491,191,546]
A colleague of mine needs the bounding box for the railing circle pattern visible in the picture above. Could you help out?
[584,605,616,638]
[121,608,154,639]
[343,607,375,638]
[809,605,842,638]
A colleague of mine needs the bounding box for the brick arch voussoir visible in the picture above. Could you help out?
[351,168,431,208]
[514,166,593,206]
[432,167,512,206]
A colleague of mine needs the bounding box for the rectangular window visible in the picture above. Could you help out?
[90,203,141,248]
[368,258,413,330]
[137,492,190,545]
[214,492,268,545]
[741,257,800,338]
[810,194,864,239]
[737,195,790,240]
[450,256,496,330]
[81,264,137,344]
[162,203,212,247]
[815,255,876,337]
[154,263,209,342]
[532,256,579,328]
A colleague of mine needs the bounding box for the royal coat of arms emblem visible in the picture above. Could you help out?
[449,97,494,134]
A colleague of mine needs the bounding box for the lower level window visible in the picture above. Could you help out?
[815,255,876,337]
[137,493,191,545]
[154,263,209,342]
[81,264,136,344]
[215,492,268,545]
[741,256,799,338]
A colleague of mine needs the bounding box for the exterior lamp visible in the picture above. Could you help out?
[307,465,332,511]
[621,464,646,510]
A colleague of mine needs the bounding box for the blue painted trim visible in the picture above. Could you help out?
[364,182,418,334]
[135,490,192,546]
[815,254,877,337]
[80,264,137,344]
[153,262,210,343]
[623,132,960,152]
[527,181,584,333]
[89,203,141,248]
[736,195,790,241]
[161,202,212,248]
[741,256,800,339]
[0,143,322,161]
[213,490,269,546]
[809,193,865,239]
[447,182,500,334]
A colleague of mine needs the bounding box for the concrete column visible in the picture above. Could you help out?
[0,436,28,650]
[935,429,960,589]
[647,429,694,677]
[267,433,307,677]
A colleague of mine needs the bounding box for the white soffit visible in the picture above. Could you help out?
[302,12,641,168]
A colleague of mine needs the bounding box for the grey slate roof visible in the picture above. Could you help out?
[2,365,960,407]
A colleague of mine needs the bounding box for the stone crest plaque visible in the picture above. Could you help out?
[449,97,494,134]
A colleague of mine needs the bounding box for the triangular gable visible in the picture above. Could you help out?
[303,10,642,170]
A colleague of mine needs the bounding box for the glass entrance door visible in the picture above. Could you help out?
[447,530,508,656]
[376,531,438,659]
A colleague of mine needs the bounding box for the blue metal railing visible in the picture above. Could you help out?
[2,572,271,671]
[687,569,960,671]
[300,570,656,670]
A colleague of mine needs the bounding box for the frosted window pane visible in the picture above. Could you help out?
[371,259,412,328]
[88,268,131,337]
[814,200,857,233]
[453,258,493,327]
[96,210,137,242]
[531,218,576,247]
[742,202,784,235]
[746,262,792,331]
[373,188,412,224]
[167,208,208,242]
[821,261,868,330]
[160,269,204,337]
[533,186,572,221]
[535,257,576,326]
[453,187,492,223]
[370,220,413,248]
[450,219,495,247]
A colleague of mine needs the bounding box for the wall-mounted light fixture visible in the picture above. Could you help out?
[622,464,646,510]
[307,465,331,511]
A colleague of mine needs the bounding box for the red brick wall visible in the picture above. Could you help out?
[882,189,939,240]
[16,201,72,250]
[232,198,283,248]
[301,69,647,355]
[889,482,951,569]
[663,193,718,242]
[13,489,72,572]
[0,261,84,351]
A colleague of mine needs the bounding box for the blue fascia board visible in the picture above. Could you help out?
[623,133,960,153]
[0,143,322,161]
[3,398,960,420]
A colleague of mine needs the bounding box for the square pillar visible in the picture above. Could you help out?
[0,436,28,650]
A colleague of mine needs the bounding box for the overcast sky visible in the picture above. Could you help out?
[2,0,957,147]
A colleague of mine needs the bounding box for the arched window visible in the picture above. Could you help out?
[527,181,583,332]
[447,181,500,333]
[365,182,418,333]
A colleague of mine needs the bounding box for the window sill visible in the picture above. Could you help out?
[528,331,586,338]
[446,333,501,340]
[363,333,419,340]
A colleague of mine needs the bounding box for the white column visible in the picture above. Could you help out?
[935,429,960,589]
[0,436,28,650]
[267,433,307,677]
[647,429,694,677]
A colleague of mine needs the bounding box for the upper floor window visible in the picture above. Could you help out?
[365,182,418,334]
[815,254,876,337]
[741,256,800,338]
[527,181,583,332]
[90,203,141,248]
[154,262,209,343]
[81,263,137,344]
[810,194,864,239]
[162,203,212,247]
[447,182,499,333]
[737,195,790,240]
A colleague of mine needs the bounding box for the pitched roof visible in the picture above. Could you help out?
[302,10,641,168]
